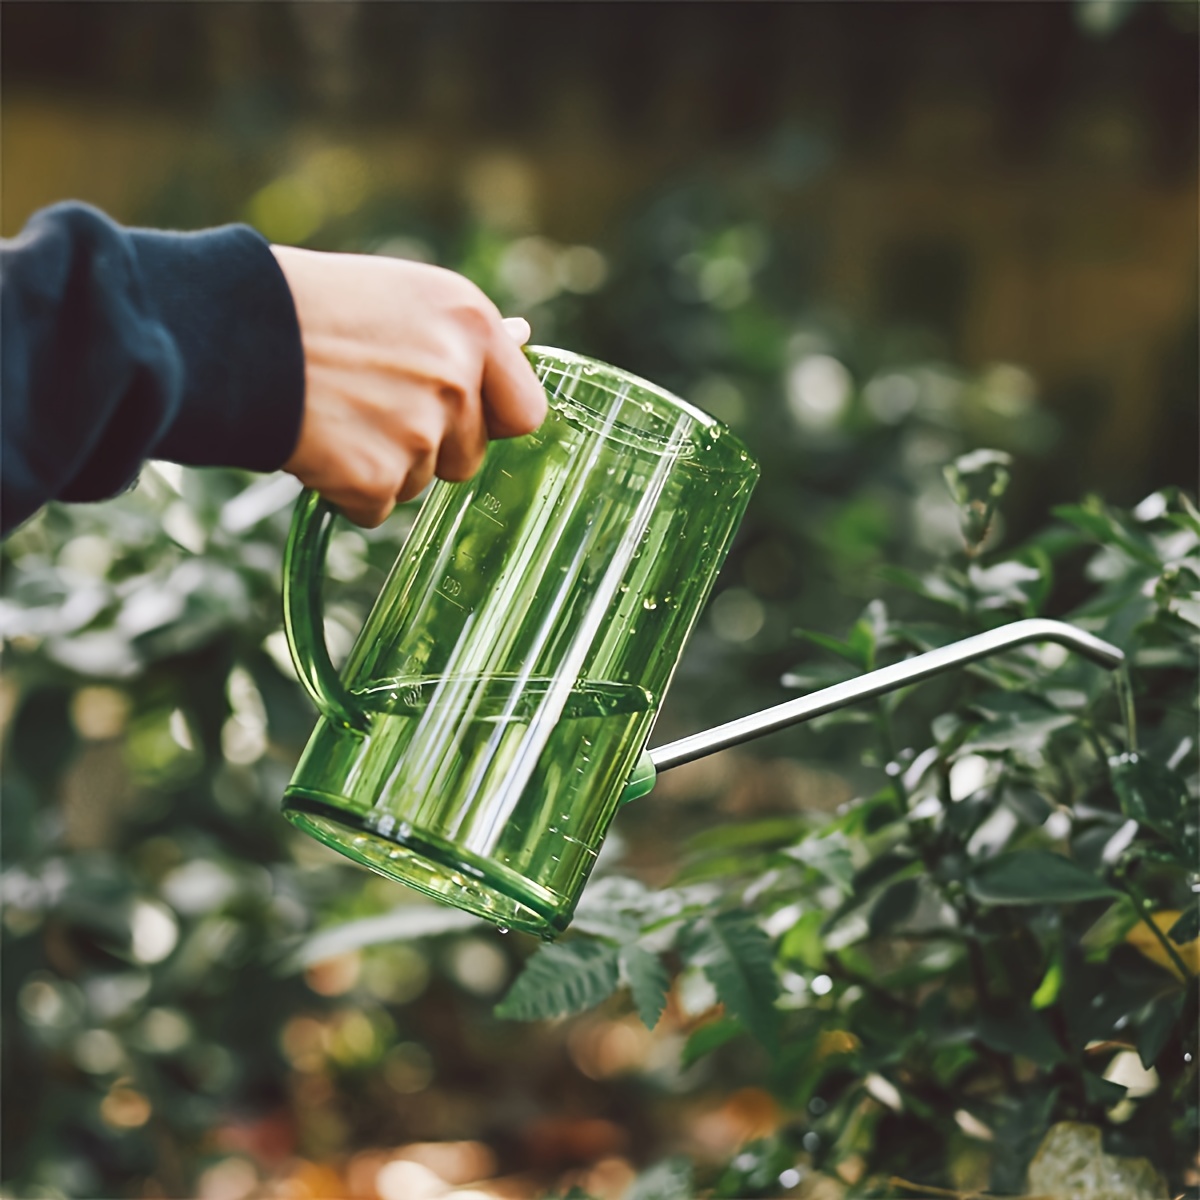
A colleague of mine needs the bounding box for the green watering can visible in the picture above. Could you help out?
[280,348,1123,938]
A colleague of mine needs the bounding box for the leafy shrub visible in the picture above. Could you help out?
[2,180,1194,1197]
[497,473,1200,1195]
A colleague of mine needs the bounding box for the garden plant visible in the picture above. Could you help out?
[2,182,1196,1198]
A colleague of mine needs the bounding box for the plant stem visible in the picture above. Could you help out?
[1121,874,1192,981]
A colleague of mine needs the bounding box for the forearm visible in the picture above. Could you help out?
[0,203,305,535]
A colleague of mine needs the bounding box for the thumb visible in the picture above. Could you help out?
[502,316,532,346]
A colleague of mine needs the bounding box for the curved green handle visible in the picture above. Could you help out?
[282,489,370,733]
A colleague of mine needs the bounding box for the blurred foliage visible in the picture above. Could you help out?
[499,478,1200,1196]
[3,106,1198,1200]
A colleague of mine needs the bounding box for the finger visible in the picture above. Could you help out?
[332,493,396,529]
[312,443,409,528]
[502,316,532,346]
[396,448,438,504]
[482,323,548,439]
[436,390,488,482]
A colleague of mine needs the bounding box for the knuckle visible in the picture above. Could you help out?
[406,426,439,460]
[437,381,471,415]
[349,454,402,507]
[354,505,390,530]
[438,451,484,484]
[450,294,498,340]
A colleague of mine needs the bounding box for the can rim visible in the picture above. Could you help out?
[527,345,759,474]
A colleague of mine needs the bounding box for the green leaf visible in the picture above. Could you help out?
[1176,490,1200,536]
[847,617,877,671]
[960,694,1075,755]
[1168,906,1200,946]
[679,914,778,1049]
[711,1137,794,1198]
[1083,1072,1128,1107]
[619,943,670,1030]
[627,1157,693,1200]
[1135,991,1183,1069]
[1031,955,1063,1009]
[685,817,810,855]
[796,628,869,668]
[1109,753,1191,841]
[851,849,921,894]
[1081,897,1140,962]
[977,1008,1065,1067]
[867,878,920,938]
[782,832,855,894]
[1053,499,1160,567]
[778,909,825,970]
[875,939,965,991]
[673,853,763,886]
[953,448,1014,476]
[877,566,970,613]
[967,558,1047,613]
[494,940,620,1022]
[781,660,857,690]
[680,1017,744,1068]
[967,851,1118,906]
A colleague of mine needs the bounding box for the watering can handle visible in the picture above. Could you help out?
[282,489,371,733]
[619,618,1125,803]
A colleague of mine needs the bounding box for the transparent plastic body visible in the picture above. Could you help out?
[282,348,758,935]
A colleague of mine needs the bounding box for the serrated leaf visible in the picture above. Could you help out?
[619,943,670,1029]
[494,940,620,1022]
[680,1017,744,1068]
[679,913,778,1049]
[967,851,1118,906]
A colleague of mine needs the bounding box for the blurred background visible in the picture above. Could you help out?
[1,3,1196,1198]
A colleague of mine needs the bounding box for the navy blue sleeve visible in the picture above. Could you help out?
[1,202,305,536]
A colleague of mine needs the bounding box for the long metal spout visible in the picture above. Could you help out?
[649,618,1124,773]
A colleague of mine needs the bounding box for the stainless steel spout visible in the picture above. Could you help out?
[649,618,1124,773]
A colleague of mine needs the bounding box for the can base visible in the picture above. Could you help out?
[282,789,571,938]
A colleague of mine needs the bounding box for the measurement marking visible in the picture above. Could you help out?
[499,469,513,478]
[436,588,467,611]
[471,505,505,528]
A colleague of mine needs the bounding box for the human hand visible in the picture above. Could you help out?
[271,245,547,527]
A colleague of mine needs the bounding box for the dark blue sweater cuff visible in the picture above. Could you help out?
[130,223,305,473]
